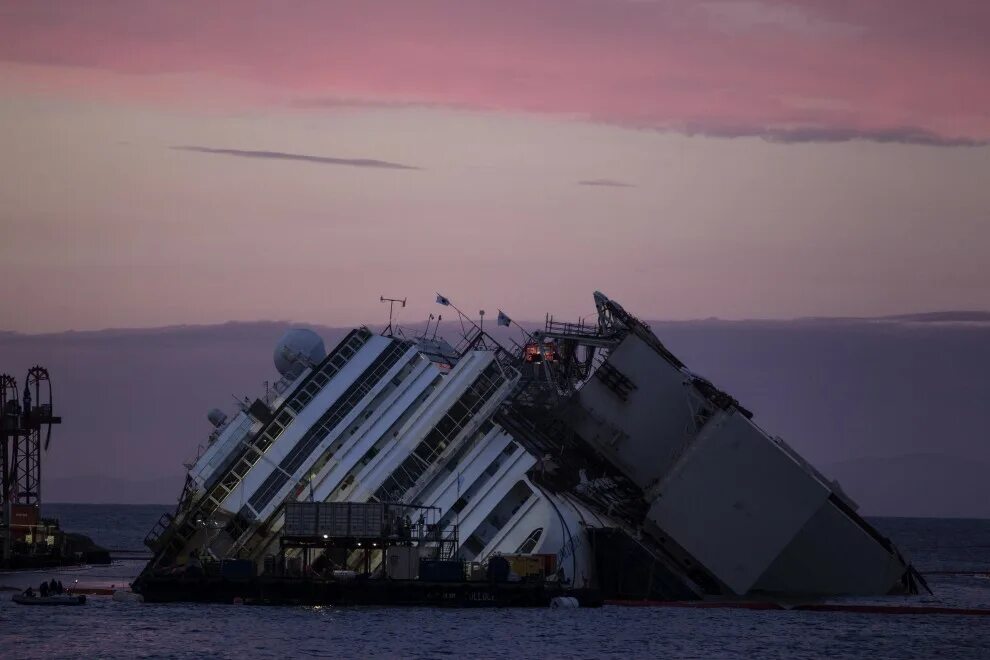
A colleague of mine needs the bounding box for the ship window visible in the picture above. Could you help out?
[516,528,543,554]
[458,390,481,414]
[372,363,504,503]
[313,373,329,386]
[305,382,320,396]
[276,411,293,426]
[435,415,457,439]
[413,433,438,462]
[247,341,407,514]
[484,459,501,477]
[447,401,470,424]
[267,423,283,439]
[472,481,533,538]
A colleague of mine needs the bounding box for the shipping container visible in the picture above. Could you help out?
[284,501,390,538]
[10,504,39,528]
[316,502,346,536]
[348,502,385,537]
[503,554,544,578]
[385,546,419,580]
[325,502,350,537]
[284,502,319,536]
[535,553,557,576]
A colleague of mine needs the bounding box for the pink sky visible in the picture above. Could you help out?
[3,0,989,142]
[1,1,989,331]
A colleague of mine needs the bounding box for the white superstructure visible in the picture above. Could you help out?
[145,325,606,588]
[142,293,923,599]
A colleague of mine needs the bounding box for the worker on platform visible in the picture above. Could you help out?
[39,581,49,598]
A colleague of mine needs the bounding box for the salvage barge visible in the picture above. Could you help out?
[139,499,598,606]
[134,292,925,606]
[138,576,598,607]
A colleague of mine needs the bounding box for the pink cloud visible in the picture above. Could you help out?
[1,0,988,144]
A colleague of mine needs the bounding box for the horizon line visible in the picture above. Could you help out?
[4,309,990,337]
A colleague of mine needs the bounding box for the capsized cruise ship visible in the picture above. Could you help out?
[139,292,925,599]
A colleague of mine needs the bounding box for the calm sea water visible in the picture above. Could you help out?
[1,504,988,659]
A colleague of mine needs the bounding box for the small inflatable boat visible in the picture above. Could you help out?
[12,593,86,606]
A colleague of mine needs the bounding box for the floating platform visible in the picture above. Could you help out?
[606,599,990,618]
[1,547,111,571]
[135,575,601,608]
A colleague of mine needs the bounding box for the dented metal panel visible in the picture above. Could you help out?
[647,410,831,594]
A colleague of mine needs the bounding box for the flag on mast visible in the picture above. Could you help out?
[497,310,511,327]
[436,294,451,306]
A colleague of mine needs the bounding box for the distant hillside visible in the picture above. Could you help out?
[0,321,352,504]
[45,475,185,506]
[822,454,990,519]
[878,311,990,324]
[2,315,989,515]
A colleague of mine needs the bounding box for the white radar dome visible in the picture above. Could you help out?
[274,328,326,378]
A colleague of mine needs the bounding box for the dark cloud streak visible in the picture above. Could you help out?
[578,178,636,188]
[676,124,988,147]
[171,146,421,170]
[292,96,478,112]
